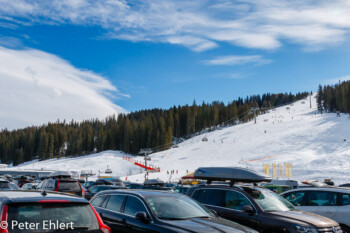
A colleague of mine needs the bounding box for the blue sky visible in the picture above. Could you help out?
[1,0,350,128]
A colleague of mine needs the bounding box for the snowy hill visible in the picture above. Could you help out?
[11,151,145,178]
[10,94,350,185]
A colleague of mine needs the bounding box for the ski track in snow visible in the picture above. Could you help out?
[9,94,350,185]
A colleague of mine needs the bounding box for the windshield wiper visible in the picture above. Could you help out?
[159,217,186,220]
[195,216,213,219]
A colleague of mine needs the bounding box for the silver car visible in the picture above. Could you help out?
[281,187,350,232]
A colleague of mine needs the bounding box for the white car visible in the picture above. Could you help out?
[281,187,350,232]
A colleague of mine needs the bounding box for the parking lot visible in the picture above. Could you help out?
[0,167,347,233]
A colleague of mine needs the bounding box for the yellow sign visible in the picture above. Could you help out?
[284,163,293,178]
[288,163,292,177]
[272,163,277,178]
[279,164,283,177]
[263,164,270,175]
[263,163,293,178]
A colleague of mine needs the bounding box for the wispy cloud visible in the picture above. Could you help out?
[0,46,127,130]
[1,0,350,52]
[324,75,350,85]
[205,55,272,66]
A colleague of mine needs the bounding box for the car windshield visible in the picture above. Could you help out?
[7,203,99,232]
[244,187,295,212]
[145,195,214,220]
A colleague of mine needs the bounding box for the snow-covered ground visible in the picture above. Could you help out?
[11,151,145,178]
[8,94,350,185]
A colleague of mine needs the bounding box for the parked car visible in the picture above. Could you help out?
[3,174,14,182]
[187,167,342,233]
[83,181,96,190]
[38,176,85,197]
[173,185,191,194]
[21,182,39,190]
[14,175,34,188]
[339,183,350,188]
[90,189,258,233]
[108,178,125,187]
[281,186,350,232]
[0,178,11,190]
[85,185,126,200]
[95,179,113,185]
[9,182,21,190]
[143,179,173,191]
[0,190,111,232]
[124,182,144,189]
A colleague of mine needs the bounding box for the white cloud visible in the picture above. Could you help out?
[2,0,350,51]
[324,75,350,86]
[205,55,272,66]
[0,46,126,130]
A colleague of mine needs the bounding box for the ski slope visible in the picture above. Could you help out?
[11,151,145,178]
[9,94,350,185]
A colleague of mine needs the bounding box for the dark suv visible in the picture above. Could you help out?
[38,177,85,198]
[186,167,341,233]
[90,189,258,233]
[0,190,110,233]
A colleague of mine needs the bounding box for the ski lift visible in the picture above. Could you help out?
[105,166,112,174]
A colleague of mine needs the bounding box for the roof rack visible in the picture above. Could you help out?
[194,167,271,186]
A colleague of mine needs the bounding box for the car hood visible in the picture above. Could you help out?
[161,217,256,233]
[268,210,338,227]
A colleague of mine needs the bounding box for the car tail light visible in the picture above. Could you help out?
[0,204,8,233]
[54,180,60,191]
[90,204,111,233]
[79,182,85,198]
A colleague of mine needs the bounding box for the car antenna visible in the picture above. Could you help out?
[41,191,47,197]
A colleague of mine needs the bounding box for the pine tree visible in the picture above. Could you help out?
[317,85,323,113]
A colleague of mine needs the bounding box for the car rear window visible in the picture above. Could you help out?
[7,203,99,232]
[0,181,10,189]
[58,180,81,192]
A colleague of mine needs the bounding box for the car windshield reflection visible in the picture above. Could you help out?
[244,188,295,212]
[145,195,214,220]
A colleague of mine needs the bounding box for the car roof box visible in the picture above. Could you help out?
[48,171,73,179]
[194,167,272,184]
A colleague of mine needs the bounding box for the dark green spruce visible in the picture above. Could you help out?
[0,92,308,165]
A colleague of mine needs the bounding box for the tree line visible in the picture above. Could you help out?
[317,81,350,114]
[0,92,308,165]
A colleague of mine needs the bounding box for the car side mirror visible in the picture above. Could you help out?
[135,211,150,223]
[242,205,255,214]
